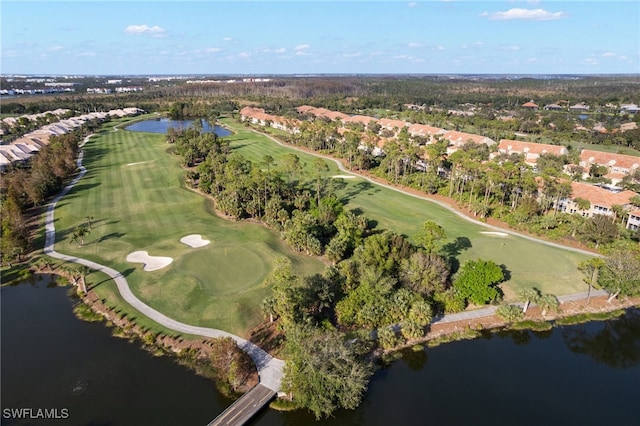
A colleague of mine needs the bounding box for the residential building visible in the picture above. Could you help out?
[579,149,640,184]
[522,101,538,110]
[495,139,568,166]
[557,181,638,218]
[407,123,445,143]
[543,104,563,111]
[569,103,590,112]
[442,130,495,154]
[627,210,640,231]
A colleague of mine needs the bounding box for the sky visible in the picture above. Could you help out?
[2,1,639,75]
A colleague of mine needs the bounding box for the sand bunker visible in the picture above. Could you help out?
[125,161,152,167]
[180,234,211,248]
[126,251,173,271]
[332,175,356,179]
[480,231,509,237]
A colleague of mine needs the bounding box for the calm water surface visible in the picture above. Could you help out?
[125,118,231,137]
[3,275,640,425]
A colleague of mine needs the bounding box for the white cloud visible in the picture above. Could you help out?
[124,24,166,37]
[203,47,222,54]
[294,44,310,51]
[48,46,64,52]
[342,52,362,58]
[583,57,598,65]
[433,45,445,51]
[480,8,565,21]
[222,37,232,41]
[499,45,521,51]
[238,52,250,58]
[75,51,97,57]
[274,48,286,54]
[408,42,422,48]
[601,52,616,57]
[408,2,417,7]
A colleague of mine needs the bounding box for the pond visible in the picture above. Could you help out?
[125,118,232,137]
[3,275,640,425]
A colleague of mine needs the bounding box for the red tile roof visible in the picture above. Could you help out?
[498,139,568,157]
[342,115,377,125]
[379,118,410,130]
[443,130,495,146]
[570,181,638,208]
[522,101,538,108]
[579,149,640,171]
[408,124,445,138]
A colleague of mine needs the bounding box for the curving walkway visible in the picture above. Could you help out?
[43,132,285,392]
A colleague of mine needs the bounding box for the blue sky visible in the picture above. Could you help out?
[2,1,639,75]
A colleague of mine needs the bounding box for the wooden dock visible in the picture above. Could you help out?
[208,384,276,426]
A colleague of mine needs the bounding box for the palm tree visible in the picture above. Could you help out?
[85,215,94,230]
[537,294,560,316]
[518,287,541,313]
[579,258,605,304]
[70,225,90,247]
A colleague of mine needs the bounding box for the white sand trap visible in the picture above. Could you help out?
[332,175,356,179]
[125,161,152,167]
[180,234,211,248]
[480,231,509,237]
[126,251,173,271]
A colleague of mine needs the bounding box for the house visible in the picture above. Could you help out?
[569,103,590,112]
[620,104,640,115]
[407,124,446,143]
[544,104,563,111]
[522,101,539,110]
[495,139,568,166]
[627,210,640,231]
[579,149,640,184]
[341,115,377,127]
[240,106,299,132]
[557,181,638,218]
[378,118,410,133]
[442,130,495,154]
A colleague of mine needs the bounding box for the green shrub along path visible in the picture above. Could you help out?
[223,118,594,299]
[53,121,324,337]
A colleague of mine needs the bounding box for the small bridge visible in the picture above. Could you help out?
[207,384,276,426]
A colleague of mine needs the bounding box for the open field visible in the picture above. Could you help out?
[52,121,325,337]
[223,119,593,299]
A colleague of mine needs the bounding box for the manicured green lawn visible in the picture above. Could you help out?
[53,122,325,337]
[224,119,593,299]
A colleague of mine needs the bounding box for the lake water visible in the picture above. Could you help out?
[125,118,232,137]
[3,276,640,425]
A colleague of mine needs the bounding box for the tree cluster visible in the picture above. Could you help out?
[1,131,81,263]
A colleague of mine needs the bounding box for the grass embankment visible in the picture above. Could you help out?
[223,119,593,299]
[52,122,325,337]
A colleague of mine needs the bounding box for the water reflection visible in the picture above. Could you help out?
[563,309,640,369]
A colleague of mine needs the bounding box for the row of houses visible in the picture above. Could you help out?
[522,100,640,114]
[240,104,640,230]
[0,107,143,171]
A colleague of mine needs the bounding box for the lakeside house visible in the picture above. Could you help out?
[579,149,640,184]
[494,139,568,166]
[544,104,563,111]
[522,101,539,110]
[240,106,300,133]
[557,181,637,218]
[621,104,640,115]
[569,103,590,112]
